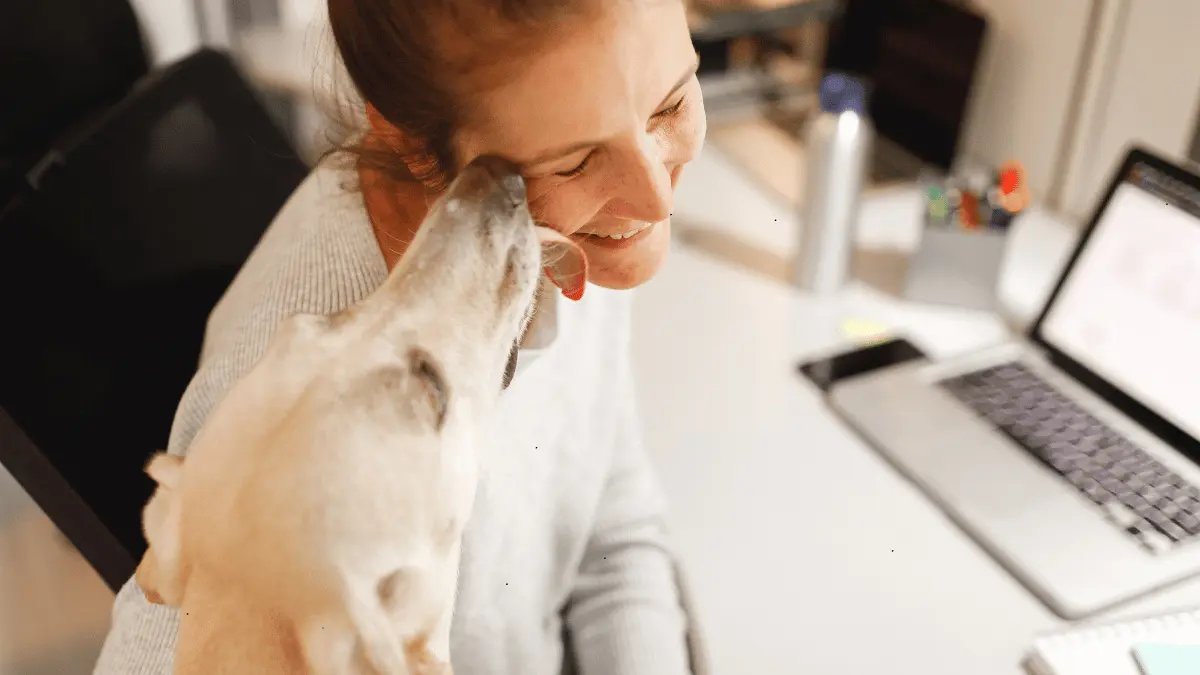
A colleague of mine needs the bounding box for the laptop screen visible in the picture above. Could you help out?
[1039,164,1200,441]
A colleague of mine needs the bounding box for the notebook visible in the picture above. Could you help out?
[1026,607,1200,675]
[1133,642,1200,675]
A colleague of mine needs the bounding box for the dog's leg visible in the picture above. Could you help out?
[344,582,412,675]
[298,586,409,675]
[426,550,460,667]
[296,613,363,675]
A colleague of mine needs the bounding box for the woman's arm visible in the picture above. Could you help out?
[564,360,705,675]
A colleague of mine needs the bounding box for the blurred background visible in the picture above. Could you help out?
[1,0,1199,673]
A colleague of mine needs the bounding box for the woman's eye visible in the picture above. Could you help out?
[653,95,687,120]
[554,153,593,178]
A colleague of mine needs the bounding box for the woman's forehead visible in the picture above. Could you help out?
[452,0,694,166]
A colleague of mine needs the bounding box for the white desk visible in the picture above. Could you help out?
[638,148,1200,674]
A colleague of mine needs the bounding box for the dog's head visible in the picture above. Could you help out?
[242,155,583,531]
[320,153,582,413]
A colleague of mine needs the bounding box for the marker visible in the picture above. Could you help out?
[958,190,982,230]
[996,160,1030,213]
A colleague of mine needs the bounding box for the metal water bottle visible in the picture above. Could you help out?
[792,73,873,294]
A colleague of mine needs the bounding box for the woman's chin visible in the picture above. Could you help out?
[578,219,672,290]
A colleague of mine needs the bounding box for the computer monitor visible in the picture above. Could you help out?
[822,0,988,173]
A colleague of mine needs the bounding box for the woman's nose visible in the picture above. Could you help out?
[604,133,674,224]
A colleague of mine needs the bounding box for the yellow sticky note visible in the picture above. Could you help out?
[841,318,891,344]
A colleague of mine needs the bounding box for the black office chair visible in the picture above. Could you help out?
[1,0,151,207]
[0,48,311,593]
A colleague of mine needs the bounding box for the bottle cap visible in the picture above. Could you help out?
[819,73,868,115]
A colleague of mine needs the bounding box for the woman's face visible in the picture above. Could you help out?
[451,0,706,290]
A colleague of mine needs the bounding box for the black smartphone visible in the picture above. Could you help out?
[797,337,927,393]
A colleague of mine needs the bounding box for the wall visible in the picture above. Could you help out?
[1190,114,1200,165]
[956,0,1097,205]
[126,0,202,66]
[1056,0,1200,219]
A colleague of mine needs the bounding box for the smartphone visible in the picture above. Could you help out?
[797,337,927,393]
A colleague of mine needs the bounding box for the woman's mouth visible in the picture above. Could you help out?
[575,222,658,249]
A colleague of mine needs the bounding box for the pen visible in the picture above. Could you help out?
[958,189,982,230]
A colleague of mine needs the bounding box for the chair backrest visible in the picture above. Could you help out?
[0,0,151,204]
[0,48,310,592]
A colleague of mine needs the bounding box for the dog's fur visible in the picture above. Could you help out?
[134,157,584,674]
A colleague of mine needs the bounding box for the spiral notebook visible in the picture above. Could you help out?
[1026,607,1200,675]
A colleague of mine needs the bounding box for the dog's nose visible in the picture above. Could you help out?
[467,155,526,205]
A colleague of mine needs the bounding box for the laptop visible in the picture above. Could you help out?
[829,147,1200,619]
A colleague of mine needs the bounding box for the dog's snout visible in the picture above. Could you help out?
[469,155,520,182]
[466,155,526,205]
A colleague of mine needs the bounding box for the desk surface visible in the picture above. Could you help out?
[639,147,1200,674]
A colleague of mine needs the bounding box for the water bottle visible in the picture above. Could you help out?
[792,73,873,294]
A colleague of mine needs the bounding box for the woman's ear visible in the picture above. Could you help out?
[365,104,443,190]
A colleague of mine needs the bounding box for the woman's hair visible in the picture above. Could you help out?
[324,0,592,190]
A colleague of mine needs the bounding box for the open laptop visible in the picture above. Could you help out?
[829,147,1200,619]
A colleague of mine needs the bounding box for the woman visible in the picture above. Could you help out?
[93,0,707,673]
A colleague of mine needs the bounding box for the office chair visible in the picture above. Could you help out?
[0,48,311,593]
[1,0,151,207]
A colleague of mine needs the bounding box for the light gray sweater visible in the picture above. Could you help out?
[92,165,705,675]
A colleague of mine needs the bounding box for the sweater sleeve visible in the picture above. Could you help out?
[563,356,700,675]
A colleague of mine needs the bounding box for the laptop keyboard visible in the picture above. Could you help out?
[940,362,1200,554]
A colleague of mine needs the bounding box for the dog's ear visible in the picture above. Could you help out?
[409,348,449,430]
[136,553,166,605]
[139,452,186,607]
[144,452,184,487]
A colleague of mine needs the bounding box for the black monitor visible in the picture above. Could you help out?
[823,0,989,172]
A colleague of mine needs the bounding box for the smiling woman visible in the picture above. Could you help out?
[331,0,707,289]
[92,0,709,674]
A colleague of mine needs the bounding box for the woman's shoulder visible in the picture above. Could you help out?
[200,161,388,363]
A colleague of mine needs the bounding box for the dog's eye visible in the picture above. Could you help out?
[408,348,449,429]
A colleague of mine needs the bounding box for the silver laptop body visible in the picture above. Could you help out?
[829,148,1200,619]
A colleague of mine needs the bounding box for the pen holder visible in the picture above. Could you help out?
[902,225,1010,311]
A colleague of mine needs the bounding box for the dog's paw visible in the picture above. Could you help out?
[404,635,452,675]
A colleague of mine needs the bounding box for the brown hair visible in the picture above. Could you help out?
[325,0,591,191]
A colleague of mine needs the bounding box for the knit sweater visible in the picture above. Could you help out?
[91,164,702,675]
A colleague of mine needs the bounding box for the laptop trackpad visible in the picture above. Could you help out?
[919,425,1064,522]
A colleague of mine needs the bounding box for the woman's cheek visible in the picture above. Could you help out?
[528,181,600,235]
[663,106,706,168]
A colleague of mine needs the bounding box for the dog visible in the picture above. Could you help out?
[134,155,587,674]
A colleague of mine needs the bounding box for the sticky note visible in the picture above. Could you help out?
[1132,642,1200,675]
[841,318,891,344]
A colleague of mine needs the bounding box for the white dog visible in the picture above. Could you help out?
[134,156,586,675]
